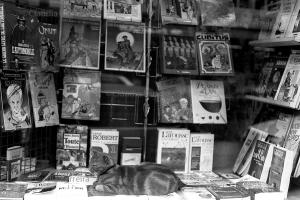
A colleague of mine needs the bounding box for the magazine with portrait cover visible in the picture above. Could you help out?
[160,0,199,25]
[61,69,101,121]
[103,0,142,22]
[59,18,101,70]
[0,72,31,131]
[28,72,59,128]
[105,21,145,73]
[161,26,198,75]
[61,0,102,20]
[196,32,234,76]
[56,124,88,170]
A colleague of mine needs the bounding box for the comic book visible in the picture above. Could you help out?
[61,0,102,20]
[61,69,101,121]
[59,18,101,70]
[28,72,59,128]
[105,21,145,73]
[103,0,142,22]
[0,72,32,131]
[195,32,234,75]
[56,124,88,170]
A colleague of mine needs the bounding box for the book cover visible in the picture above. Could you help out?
[44,169,74,182]
[16,169,52,183]
[207,186,250,200]
[103,0,142,22]
[258,11,278,40]
[161,27,198,75]
[160,0,199,25]
[61,69,101,120]
[156,128,190,173]
[267,146,294,198]
[188,133,214,172]
[176,172,211,186]
[275,53,300,108]
[254,57,275,96]
[190,80,227,124]
[89,128,119,167]
[156,78,192,123]
[199,0,236,27]
[0,2,59,71]
[195,32,234,75]
[120,136,142,165]
[61,0,102,20]
[56,124,88,170]
[0,72,31,131]
[286,0,300,38]
[181,187,216,200]
[0,182,27,200]
[248,140,274,182]
[59,18,101,70]
[28,72,59,127]
[105,21,145,73]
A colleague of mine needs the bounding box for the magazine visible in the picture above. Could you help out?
[61,0,102,20]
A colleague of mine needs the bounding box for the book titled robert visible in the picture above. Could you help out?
[28,72,59,128]
[196,32,233,75]
[156,128,190,173]
[56,124,88,170]
[105,21,145,73]
[0,72,31,131]
[89,129,119,166]
[61,69,101,121]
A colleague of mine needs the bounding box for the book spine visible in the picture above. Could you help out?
[0,3,7,69]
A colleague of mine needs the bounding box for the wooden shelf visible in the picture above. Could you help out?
[249,37,300,47]
[244,95,299,110]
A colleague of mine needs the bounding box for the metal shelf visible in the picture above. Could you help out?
[249,37,300,47]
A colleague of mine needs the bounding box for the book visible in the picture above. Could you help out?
[254,57,275,96]
[195,32,234,75]
[248,140,274,182]
[103,0,142,22]
[0,182,27,200]
[217,172,240,180]
[190,80,227,124]
[69,168,97,186]
[120,136,142,165]
[176,172,211,186]
[28,72,59,127]
[61,0,102,20]
[16,169,52,183]
[207,186,250,200]
[59,18,101,70]
[56,124,88,170]
[0,2,59,71]
[285,0,300,38]
[199,0,236,27]
[160,0,199,25]
[156,128,190,173]
[188,133,214,172]
[105,21,146,73]
[267,146,294,198]
[258,11,279,40]
[61,69,101,120]
[180,187,216,200]
[0,72,32,131]
[6,146,23,161]
[44,170,74,182]
[89,128,119,166]
[161,26,198,75]
[274,53,300,108]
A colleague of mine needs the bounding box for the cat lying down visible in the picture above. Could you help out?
[88,153,185,196]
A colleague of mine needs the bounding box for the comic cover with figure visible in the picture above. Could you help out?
[105,21,145,73]
[62,0,102,20]
[59,18,101,70]
[28,72,59,128]
[61,69,101,121]
[0,72,31,131]
[196,32,233,75]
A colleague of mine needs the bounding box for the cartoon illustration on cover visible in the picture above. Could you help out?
[28,72,59,127]
[1,73,31,131]
[105,21,145,73]
[61,70,101,120]
[62,0,102,19]
[59,18,100,70]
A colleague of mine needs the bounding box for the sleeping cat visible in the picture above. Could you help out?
[88,153,185,196]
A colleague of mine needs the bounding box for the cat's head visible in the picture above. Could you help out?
[89,147,115,175]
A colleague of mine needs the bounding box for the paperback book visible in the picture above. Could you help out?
[195,32,234,75]
[180,187,216,200]
[61,0,102,20]
[207,186,250,200]
[56,124,88,170]
[61,69,101,121]
[28,72,59,127]
[0,72,31,131]
[103,0,142,22]
[59,18,101,70]
[105,21,145,73]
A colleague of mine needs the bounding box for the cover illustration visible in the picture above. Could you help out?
[196,32,233,75]
[105,21,145,73]
[0,72,31,131]
[59,18,100,70]
[28,72,59,127]
[190,80,227,124]
[62,0,102,20]
[61,69,101,120]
